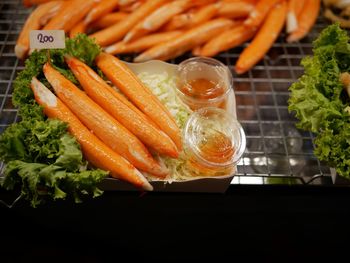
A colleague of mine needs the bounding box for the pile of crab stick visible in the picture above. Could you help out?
[18,0,320,74]
[30,53,183,191]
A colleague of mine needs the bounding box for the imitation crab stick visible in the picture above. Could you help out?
[200,24,256,57]
[90,0,169,47]
[235,0,287,74]
[244,0,281,28]
[15,1,62,60]
[123,0,192,43]
[287,0,320,43]
[65,55,179,158]
[43,0,95,32]
[23,0,66,7]
[43,63,168,178]
[69,21,86,38]
[30,77,153,191]
[217,1,254,19]
[105,30,182,54]
[162,12,194,31]
[134,18,234,62]
[39,1,67,26]
[96,53,182,151]
[92,12,129,29]
[84,0,120,25]
[119,0,144,12]
[185,3,219,28]
[286,0,306,33]
[223,0,257,3]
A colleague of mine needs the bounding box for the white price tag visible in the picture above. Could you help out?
[29,30,66,49]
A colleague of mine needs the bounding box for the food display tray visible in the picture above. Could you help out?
[0,0,346,186]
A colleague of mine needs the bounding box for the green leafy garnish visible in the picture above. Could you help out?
[0,34,106,207]
[288,24,350,179]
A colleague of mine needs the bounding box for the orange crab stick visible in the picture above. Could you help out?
[15,1,62,59]
[65,55,179,158]
[30,77,153,191]
[217,1,254,19]
[235,0,287,74]
[286,0,306,33]
[186,3,219,28]
[244,0,281,28]
[69,21,87,38]
[92,12,129,29]
[287,0,320,43]
[43,0,95,32]
[105,30,182,54]
[96,53,183,151]
[200,24,256,57]
[43,63,168,178]
[84,0,120,25]
[134,18,234,62]
[123,0,192,43]
[162,12,194,31]
[90,0,169,47]
[23,0,66,7]
[39,1,67,26]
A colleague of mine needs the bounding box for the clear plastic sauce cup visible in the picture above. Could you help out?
[176,57,233,110]
[183,107,246,177]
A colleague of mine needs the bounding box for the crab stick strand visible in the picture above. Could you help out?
[217,1,254,19]
[186,3,219,28]
[84,0,120,25]
[123,0,192,43]
[43,0,95,32]
[90,0,169,46]
[200,23,256,57]
[286,0,306,33]
[287,0,320,42]
[244,0,281,28]
[162,12,194,31]
[23,0,66,7]
[39,1,67,26]
[235,0,287,74]
[105,30,182,54]
[92,12,129,29]
[69,21,87,38]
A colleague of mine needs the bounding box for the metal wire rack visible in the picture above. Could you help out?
[0,0,343,186]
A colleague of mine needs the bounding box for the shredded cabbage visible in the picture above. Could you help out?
[138,71,201,182]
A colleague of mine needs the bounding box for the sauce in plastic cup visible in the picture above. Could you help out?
[176,57,233,110]
[183,107,246,177]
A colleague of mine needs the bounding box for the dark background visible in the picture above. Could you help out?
[1,185,350,262]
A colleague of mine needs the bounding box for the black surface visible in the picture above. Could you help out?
[1,185,350,262]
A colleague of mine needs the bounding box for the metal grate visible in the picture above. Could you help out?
[0,1,339,185]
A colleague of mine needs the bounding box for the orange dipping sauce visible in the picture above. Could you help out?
[181,78,226,100]
[187,129,236,177]
[199,130,235,164]
[183,107,245,178]
[176,57,232,110]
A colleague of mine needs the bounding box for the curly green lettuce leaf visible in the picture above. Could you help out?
[288,23,350,180]
[0,34,105,207]
[2,160,107,207]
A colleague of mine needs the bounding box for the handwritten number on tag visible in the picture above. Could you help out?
[37,33,54,43]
